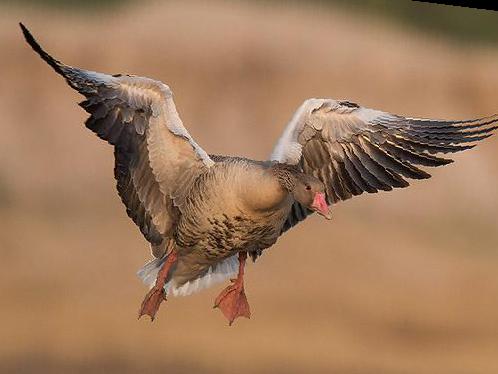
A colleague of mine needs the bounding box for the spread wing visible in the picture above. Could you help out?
[21,24,213,257]
[272,98,498,233]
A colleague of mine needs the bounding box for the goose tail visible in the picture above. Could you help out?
[137,254,239,297]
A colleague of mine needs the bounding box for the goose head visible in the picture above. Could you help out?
[292,174,332,220]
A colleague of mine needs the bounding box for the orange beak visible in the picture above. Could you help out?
[311,192,332,220]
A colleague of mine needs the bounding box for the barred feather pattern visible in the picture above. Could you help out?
[21,24,498,297]
[20,23,212,257]
[274,99,498,233]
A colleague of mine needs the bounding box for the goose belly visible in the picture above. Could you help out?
[176,212,283,260]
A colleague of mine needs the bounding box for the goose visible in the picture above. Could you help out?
[20,24,498,325]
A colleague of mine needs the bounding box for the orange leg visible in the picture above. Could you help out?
[213,252,251,326]
[138,250,178,321]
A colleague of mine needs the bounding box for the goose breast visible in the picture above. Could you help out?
[174,158,292,261]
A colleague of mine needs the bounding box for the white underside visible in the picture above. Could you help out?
[137,254,239,297]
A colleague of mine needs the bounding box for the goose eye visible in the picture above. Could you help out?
[305,185,311,191]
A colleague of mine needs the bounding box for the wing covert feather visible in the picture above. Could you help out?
[272,98,497,233]
[21,24,212,255]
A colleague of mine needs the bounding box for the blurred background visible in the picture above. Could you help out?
[1,1,498,373]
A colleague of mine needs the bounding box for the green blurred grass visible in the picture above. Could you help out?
[326,0,498,45]
[7,0,498,45]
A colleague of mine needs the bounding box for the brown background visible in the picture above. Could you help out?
[1,1,497,373]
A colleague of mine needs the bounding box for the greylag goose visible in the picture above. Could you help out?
[21,24,498,325]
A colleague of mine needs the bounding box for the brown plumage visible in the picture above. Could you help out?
[20,24,498,325]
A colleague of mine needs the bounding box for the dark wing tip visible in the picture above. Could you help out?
[19,22,66,76]
[19,22,28,35]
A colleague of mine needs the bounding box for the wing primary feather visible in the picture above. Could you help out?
[327,163,349,201]
[327,143,362,196]
[406,116,498,130]
[20,23,68,77]
[20,23,108,94]
[390,135,475,154]
[359,136,430,180]
[350,142,406,188]
[401,128,496,145]
[380,141,453,167]
[334,158,362,196]
[21,24,213,253]
[344,144,392,191]
[275,99,497,236]
[315,167,339,203]
[405,122,498,136]
[341,147,378,193]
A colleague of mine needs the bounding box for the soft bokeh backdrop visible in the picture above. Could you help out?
[1,1,497,373]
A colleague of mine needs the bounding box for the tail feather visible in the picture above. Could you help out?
[137,256,167,287]
[137,254,239,297]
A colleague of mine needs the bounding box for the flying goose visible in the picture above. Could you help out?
[20,24,498,325]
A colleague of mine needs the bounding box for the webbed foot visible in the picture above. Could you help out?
[213,252,250,325]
